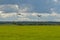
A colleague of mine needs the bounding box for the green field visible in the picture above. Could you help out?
[0,25,60,40]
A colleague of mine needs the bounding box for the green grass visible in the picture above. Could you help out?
[0,24,60,40]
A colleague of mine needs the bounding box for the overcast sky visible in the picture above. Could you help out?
[0,0,60,21]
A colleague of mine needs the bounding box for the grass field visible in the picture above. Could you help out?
[0,24,60,40]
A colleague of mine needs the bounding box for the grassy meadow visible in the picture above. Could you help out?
[0,24,60,40]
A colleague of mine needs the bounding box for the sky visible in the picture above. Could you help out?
[0,0,60,21]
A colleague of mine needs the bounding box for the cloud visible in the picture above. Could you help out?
[0,12,16,18]
[53,0,58,2]
[18,4,33,13]
[17,11,60,21]
[0,11,3,13]
[50,12,57,16]
[0,4,19,13]
[54,19,60,22]
[0,4,60,21]
[0,4,33,13]
[0,11,60,21]
[0,4,33,21]
[16,17,31,21]
[32,13,50,17]
[53,0,60,4]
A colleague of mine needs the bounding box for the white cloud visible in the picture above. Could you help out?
[53,0,60,4]
[54,0,58,2]
[32,13,50,17]
[0,4,32,18]
[16,17,31,21]
[0,11,3,13]
[53,18,60,22]
[32,13,38,16]
[50,11,57,16]
[19,7,30,13]
[50,8,59,17]
[0,12,16,18]
[0,10,60,21]
[18,4,33,13]
[0,4,60,21]
[0,11,60,21]
[0,4,19,9]
[0,5,19,12]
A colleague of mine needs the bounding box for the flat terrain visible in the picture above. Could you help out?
[0,24,60,40]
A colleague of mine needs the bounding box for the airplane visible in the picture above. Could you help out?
[37,15,42,17]
[17,13,21,15]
